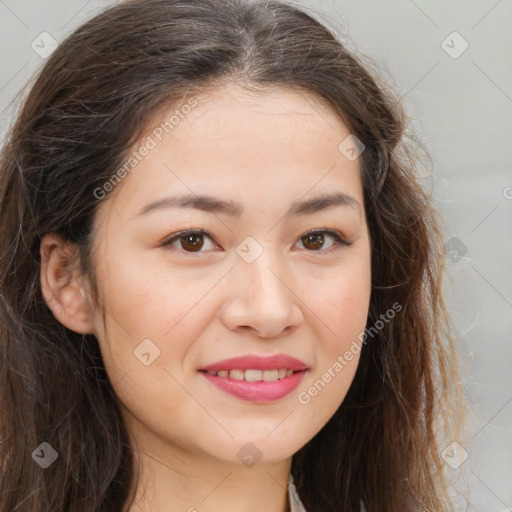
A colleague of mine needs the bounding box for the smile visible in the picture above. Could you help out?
[202,368,297,381]
[199,368,307,403]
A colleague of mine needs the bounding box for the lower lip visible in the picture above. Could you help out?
[199,370,307,403]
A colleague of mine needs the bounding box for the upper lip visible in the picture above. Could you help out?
[199,354,308,372]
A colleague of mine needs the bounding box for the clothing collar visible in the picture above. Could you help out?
[288,473,307,512]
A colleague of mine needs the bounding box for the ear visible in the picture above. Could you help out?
[40,233,96,335]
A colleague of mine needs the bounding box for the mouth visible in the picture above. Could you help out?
[198,367,308,403]
[199,368,300,381]
[198,354,309,403]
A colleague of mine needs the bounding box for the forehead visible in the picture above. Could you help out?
[97,81,364,223]
[146,81,353,158]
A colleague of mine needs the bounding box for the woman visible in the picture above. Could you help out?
[0,0,467,510]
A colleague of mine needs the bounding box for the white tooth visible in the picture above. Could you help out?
[262,369,279,382]
[229,369,245,381]
[285,369,293,377]
[217,370,229,378]
[278,369,287,379]
[244,369,263,382]
[207,370,217,375]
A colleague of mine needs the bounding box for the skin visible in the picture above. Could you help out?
[41,81,372,512]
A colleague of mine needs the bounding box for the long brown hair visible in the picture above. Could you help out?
[0,0,466,510]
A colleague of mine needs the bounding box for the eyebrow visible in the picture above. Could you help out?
[137,191,361,218]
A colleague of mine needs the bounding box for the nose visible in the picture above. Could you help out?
[220,248,304,338]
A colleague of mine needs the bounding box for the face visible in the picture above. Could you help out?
[87,82,371,467]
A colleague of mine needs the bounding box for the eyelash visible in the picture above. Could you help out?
[160,228,351,255]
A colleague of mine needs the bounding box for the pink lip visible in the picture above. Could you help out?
[198,354,309,403]
[199,354,308,372]
[200,369,307,403]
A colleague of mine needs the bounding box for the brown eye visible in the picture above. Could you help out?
[162,230,218,253]
[301,232,325,250]
[180,233,205,252]
[296,229,349,252]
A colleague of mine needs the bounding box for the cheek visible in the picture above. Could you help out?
[298,252,371,345]
[293,261,370,431]
[303,272,369,381]
[91,253,223,390]
[91,261,219,439]
[96,253,219,338]
[309,277,370,332]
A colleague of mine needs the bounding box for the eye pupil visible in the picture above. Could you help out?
[182,234,204,252]
[302,233,324,250]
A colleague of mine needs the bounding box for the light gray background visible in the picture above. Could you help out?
[0,1,511,510]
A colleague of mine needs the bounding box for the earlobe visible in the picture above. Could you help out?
[40,233,96,335]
